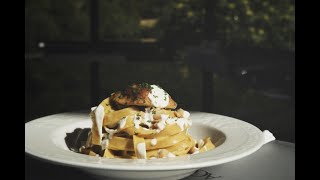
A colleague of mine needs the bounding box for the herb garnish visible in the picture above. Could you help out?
[118,94,123,99]
[140,83,151,89]
[152,109,156,114]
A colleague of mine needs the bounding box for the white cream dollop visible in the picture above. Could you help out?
[133,115,141,129]
[166,118,175,124]
[151,138,157,146]
[94,104,104,141]
[176,118,190,131]
[161,114,169,121]
[183,110,190,119]
[118,116,127,129]
[156,120,166,132]
[167,152,176,158]
[137,142,147,159]
[91,106,97,111]
[192,150,199,154]
[148,85,170,108]
[143,109,153,127]
[197,139,205,148]
[103,126,118,139]
[101,138,109,150]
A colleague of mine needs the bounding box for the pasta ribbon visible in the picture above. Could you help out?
[80,84,216,159]
[108,130,187,151]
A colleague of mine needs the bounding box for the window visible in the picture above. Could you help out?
[25,0,90,51]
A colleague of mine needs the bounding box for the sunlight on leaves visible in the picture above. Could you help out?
[228,3,236,9]
[26,0,295,52]
[176,2,184,9]
[187,11,194,17]
[246,9,253,16]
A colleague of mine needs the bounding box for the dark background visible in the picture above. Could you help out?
[25,0,295,142]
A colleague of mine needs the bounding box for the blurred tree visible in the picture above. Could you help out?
[25,0,295,52]
[152,0,295,51]
[99,0,141,41]
[25,0,89,51]
[155,0,207,45]
[214,0,295,51]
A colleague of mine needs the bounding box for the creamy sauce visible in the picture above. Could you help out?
[176,118,186,131]
[133,115,141,129]
[118,116,127,129]
[91,106,97,111]
[192,150,199,154]
[167,152,176,158]
[175,117,192,131]
[137,142,147,159]
[156,113,192,132]
[148,85,169,108]
[166,117,175,124]
[197,139,204,148]
[151,138,157,146]
[104,126,118,139]
[143,109,153,127]
[101,138,109,150]
[183,110,190,119]
[157,149,176,158]
[94,105,104,140]
[161,114,169,121]
[157,120,166,131]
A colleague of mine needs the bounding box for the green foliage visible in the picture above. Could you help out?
[25,0,89,44]
[215,0,295,51]
[99,0,141,40]
[149,0,295,51]
[25,0,295,52]
[154,0,207,43]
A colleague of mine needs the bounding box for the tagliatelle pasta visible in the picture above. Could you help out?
[79,83,215,159]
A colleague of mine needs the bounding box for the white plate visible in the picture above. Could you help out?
[25,112,266,180]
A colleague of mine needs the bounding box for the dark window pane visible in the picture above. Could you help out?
[98,0,207,44]
[98,0,294,52]
[98,0,143,41]
[25,0,90,51]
